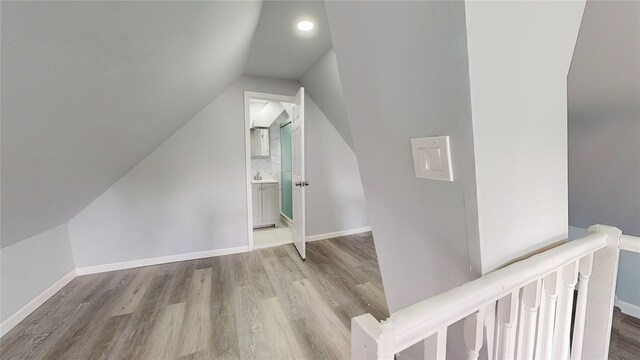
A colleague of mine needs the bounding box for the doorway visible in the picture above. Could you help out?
[244,89,307,259]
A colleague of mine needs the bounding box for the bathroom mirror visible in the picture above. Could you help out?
[251,128,270,158]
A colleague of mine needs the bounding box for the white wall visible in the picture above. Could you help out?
[326,1,479,312]
[305,91,368,236]
[68,75,368,267]
[568,1,640,310]
[465,0,586,273]
[1,224,75,323]
[326,4,478,357]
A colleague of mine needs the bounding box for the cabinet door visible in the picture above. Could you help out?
[261,183,279,222]
[250,128,270,158]
[252,184,262,222]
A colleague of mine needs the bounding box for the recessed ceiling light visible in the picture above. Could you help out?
[297,20,314,32]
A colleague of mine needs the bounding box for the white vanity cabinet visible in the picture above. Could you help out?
[252,181,279,228]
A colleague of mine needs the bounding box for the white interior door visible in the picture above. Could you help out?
[292,87,306,259]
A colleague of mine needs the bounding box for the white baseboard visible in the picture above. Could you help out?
[615,295,640,319]
[1,269,77,337]
[76,246,249,275]
[306,226,372,242]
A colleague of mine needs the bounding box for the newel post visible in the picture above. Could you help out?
[581,224,621,359]
[351,314,394,360]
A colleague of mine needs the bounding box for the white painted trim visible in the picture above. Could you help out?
[244,91,296,253]
[244,92,254,252]
[615,295,640,319]
[254,239,294,250]
[306,226,372,242]
[620,234,640,253]
[0,269,77,337]
[76,246,249,275]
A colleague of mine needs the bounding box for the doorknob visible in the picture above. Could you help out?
[295,181,302,186]
[303,181,309,186]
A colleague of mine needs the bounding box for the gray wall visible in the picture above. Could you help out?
[325,0,478,312]
[568,1,640,306]
[68,75,368,267]
[1,224,75,323]
[300,48,354,149]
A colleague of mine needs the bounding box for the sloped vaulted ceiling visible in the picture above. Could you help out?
[1,1,263,247]
[244,0,332,80]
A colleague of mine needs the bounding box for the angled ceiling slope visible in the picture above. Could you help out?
[1,1,263,247]
[300,49,354,149]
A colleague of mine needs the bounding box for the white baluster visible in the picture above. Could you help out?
[485,302,497,360]
[516,279,542,359]
[464,308,486,360]
[535,271,561,360]
[493,306,501,360]
[515,288,525,359]
[496,290,519,359]
[534,289,546,360]
[424,327,447,360]
[553,261,579,360]
[571,253,594,360]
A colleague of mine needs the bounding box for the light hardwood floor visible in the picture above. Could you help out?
[1,232,638,359]
[0,232,388,359]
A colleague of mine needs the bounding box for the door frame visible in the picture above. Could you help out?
[243,91,296,251]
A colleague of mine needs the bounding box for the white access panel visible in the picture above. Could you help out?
[411,136,453,181]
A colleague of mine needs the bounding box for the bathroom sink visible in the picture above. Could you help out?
[251,179,278,184]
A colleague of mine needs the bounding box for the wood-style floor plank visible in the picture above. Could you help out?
[258,297,308,360]
[176,268,212,358]
[109,273,173,359]
[110,266,156,316]
[141,302,186,359]
[234,284,273,360]
[610,307,640,360]
[291,279,350,359]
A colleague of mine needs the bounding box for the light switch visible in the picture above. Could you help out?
[427,147,443,170]
[411,136,453,181]
[418,147,429,170]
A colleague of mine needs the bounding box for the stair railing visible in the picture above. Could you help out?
[352,224,638,359]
